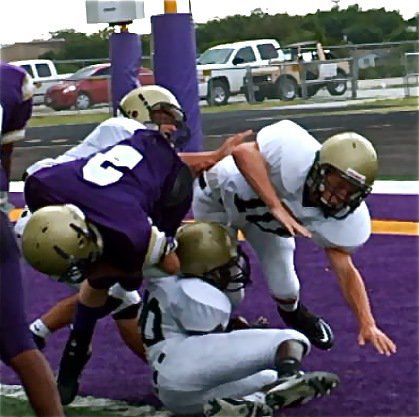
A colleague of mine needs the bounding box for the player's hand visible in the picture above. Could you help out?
[270,205,312,238]
[358,325,397,356]
[216,130,254,161]
[158,252,180,275]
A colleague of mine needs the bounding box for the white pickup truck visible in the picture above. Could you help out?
[9,59,72,105]
[196,39,281,105]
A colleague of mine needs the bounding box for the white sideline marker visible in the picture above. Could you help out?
[9,180,419,195]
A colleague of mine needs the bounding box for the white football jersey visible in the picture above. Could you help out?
[142,276,231,366]
[207,120,371,251]
[26,117,145,175]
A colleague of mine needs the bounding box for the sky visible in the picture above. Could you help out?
[0,0,417,45]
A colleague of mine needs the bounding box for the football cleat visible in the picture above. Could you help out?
[56,333,92,405]
[278,303,334,350]
[204,397,273,417]
[265,371,340,410]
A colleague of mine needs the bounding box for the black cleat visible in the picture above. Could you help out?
[278,303,334,350]
[266,371,340,410]
[56,333,92,405]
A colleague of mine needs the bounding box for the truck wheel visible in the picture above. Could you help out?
[326,69,347,96]
[207,80,229,106]
[75,92,91,110]
[276,77,298,101]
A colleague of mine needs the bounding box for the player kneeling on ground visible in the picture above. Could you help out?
[140,221,339,417]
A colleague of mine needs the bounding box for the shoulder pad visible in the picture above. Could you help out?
[312,202,371,250]
[174,278,231,332]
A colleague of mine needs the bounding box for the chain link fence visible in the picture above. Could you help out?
[34,40,418,112]
[242,40,419,105]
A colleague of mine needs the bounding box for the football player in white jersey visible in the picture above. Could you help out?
[141,221,340,416]
[192,119,396,356]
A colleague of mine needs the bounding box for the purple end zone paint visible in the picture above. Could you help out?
[109,32,141,117]
[1,233,417,416]
[152,13,203,152]
[366,194,419,221]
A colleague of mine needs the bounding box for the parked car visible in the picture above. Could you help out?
[10,59,72,105]
[44,63,154,110]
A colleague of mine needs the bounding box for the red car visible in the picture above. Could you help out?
[44,63,155,110]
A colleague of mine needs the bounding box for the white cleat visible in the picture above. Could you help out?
[265,371,340,410]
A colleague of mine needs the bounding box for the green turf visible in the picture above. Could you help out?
[0,396,111,416]
[28,112,110,128]
[0,396,151,417]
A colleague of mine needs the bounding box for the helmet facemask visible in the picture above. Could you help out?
[176,222,252,291]
[118,85,191,150]
[201,247,251,292]
[147,102,191,151]
[307,158,372,219]
[56,222,103,284]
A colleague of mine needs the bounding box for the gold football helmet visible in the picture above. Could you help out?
[306,132,378,218]
[119,85,185,125]
[175,221,250,291]
[21,204,103,283]
[119,85,190,149]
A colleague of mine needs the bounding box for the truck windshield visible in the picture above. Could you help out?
[197,48,233,65]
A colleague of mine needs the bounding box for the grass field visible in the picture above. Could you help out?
[0,385,169,417]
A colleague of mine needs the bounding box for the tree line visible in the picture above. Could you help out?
[41,4,417,73]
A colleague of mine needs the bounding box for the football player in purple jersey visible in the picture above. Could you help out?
[0,62,64,417]
[21,84,251,405]
[0,62,33,209]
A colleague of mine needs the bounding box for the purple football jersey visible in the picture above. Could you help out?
[0,164,7,192]
[0,211,36,363]
[0,62,33,137]
[25,130,191,271]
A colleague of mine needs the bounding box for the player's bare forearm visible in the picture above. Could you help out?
[178,130,254,177]
[325,248,376,328]
[232,142,282,209]
[232,142,311,237]
[326,247,397,355]
[178,152,217,177]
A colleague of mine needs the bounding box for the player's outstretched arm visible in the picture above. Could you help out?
[325,247,397,356]
[178,130,254,177]
[232,142,311,238]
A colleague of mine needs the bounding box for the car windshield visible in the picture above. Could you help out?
[197,48,233,65]
[68,65,105,81]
